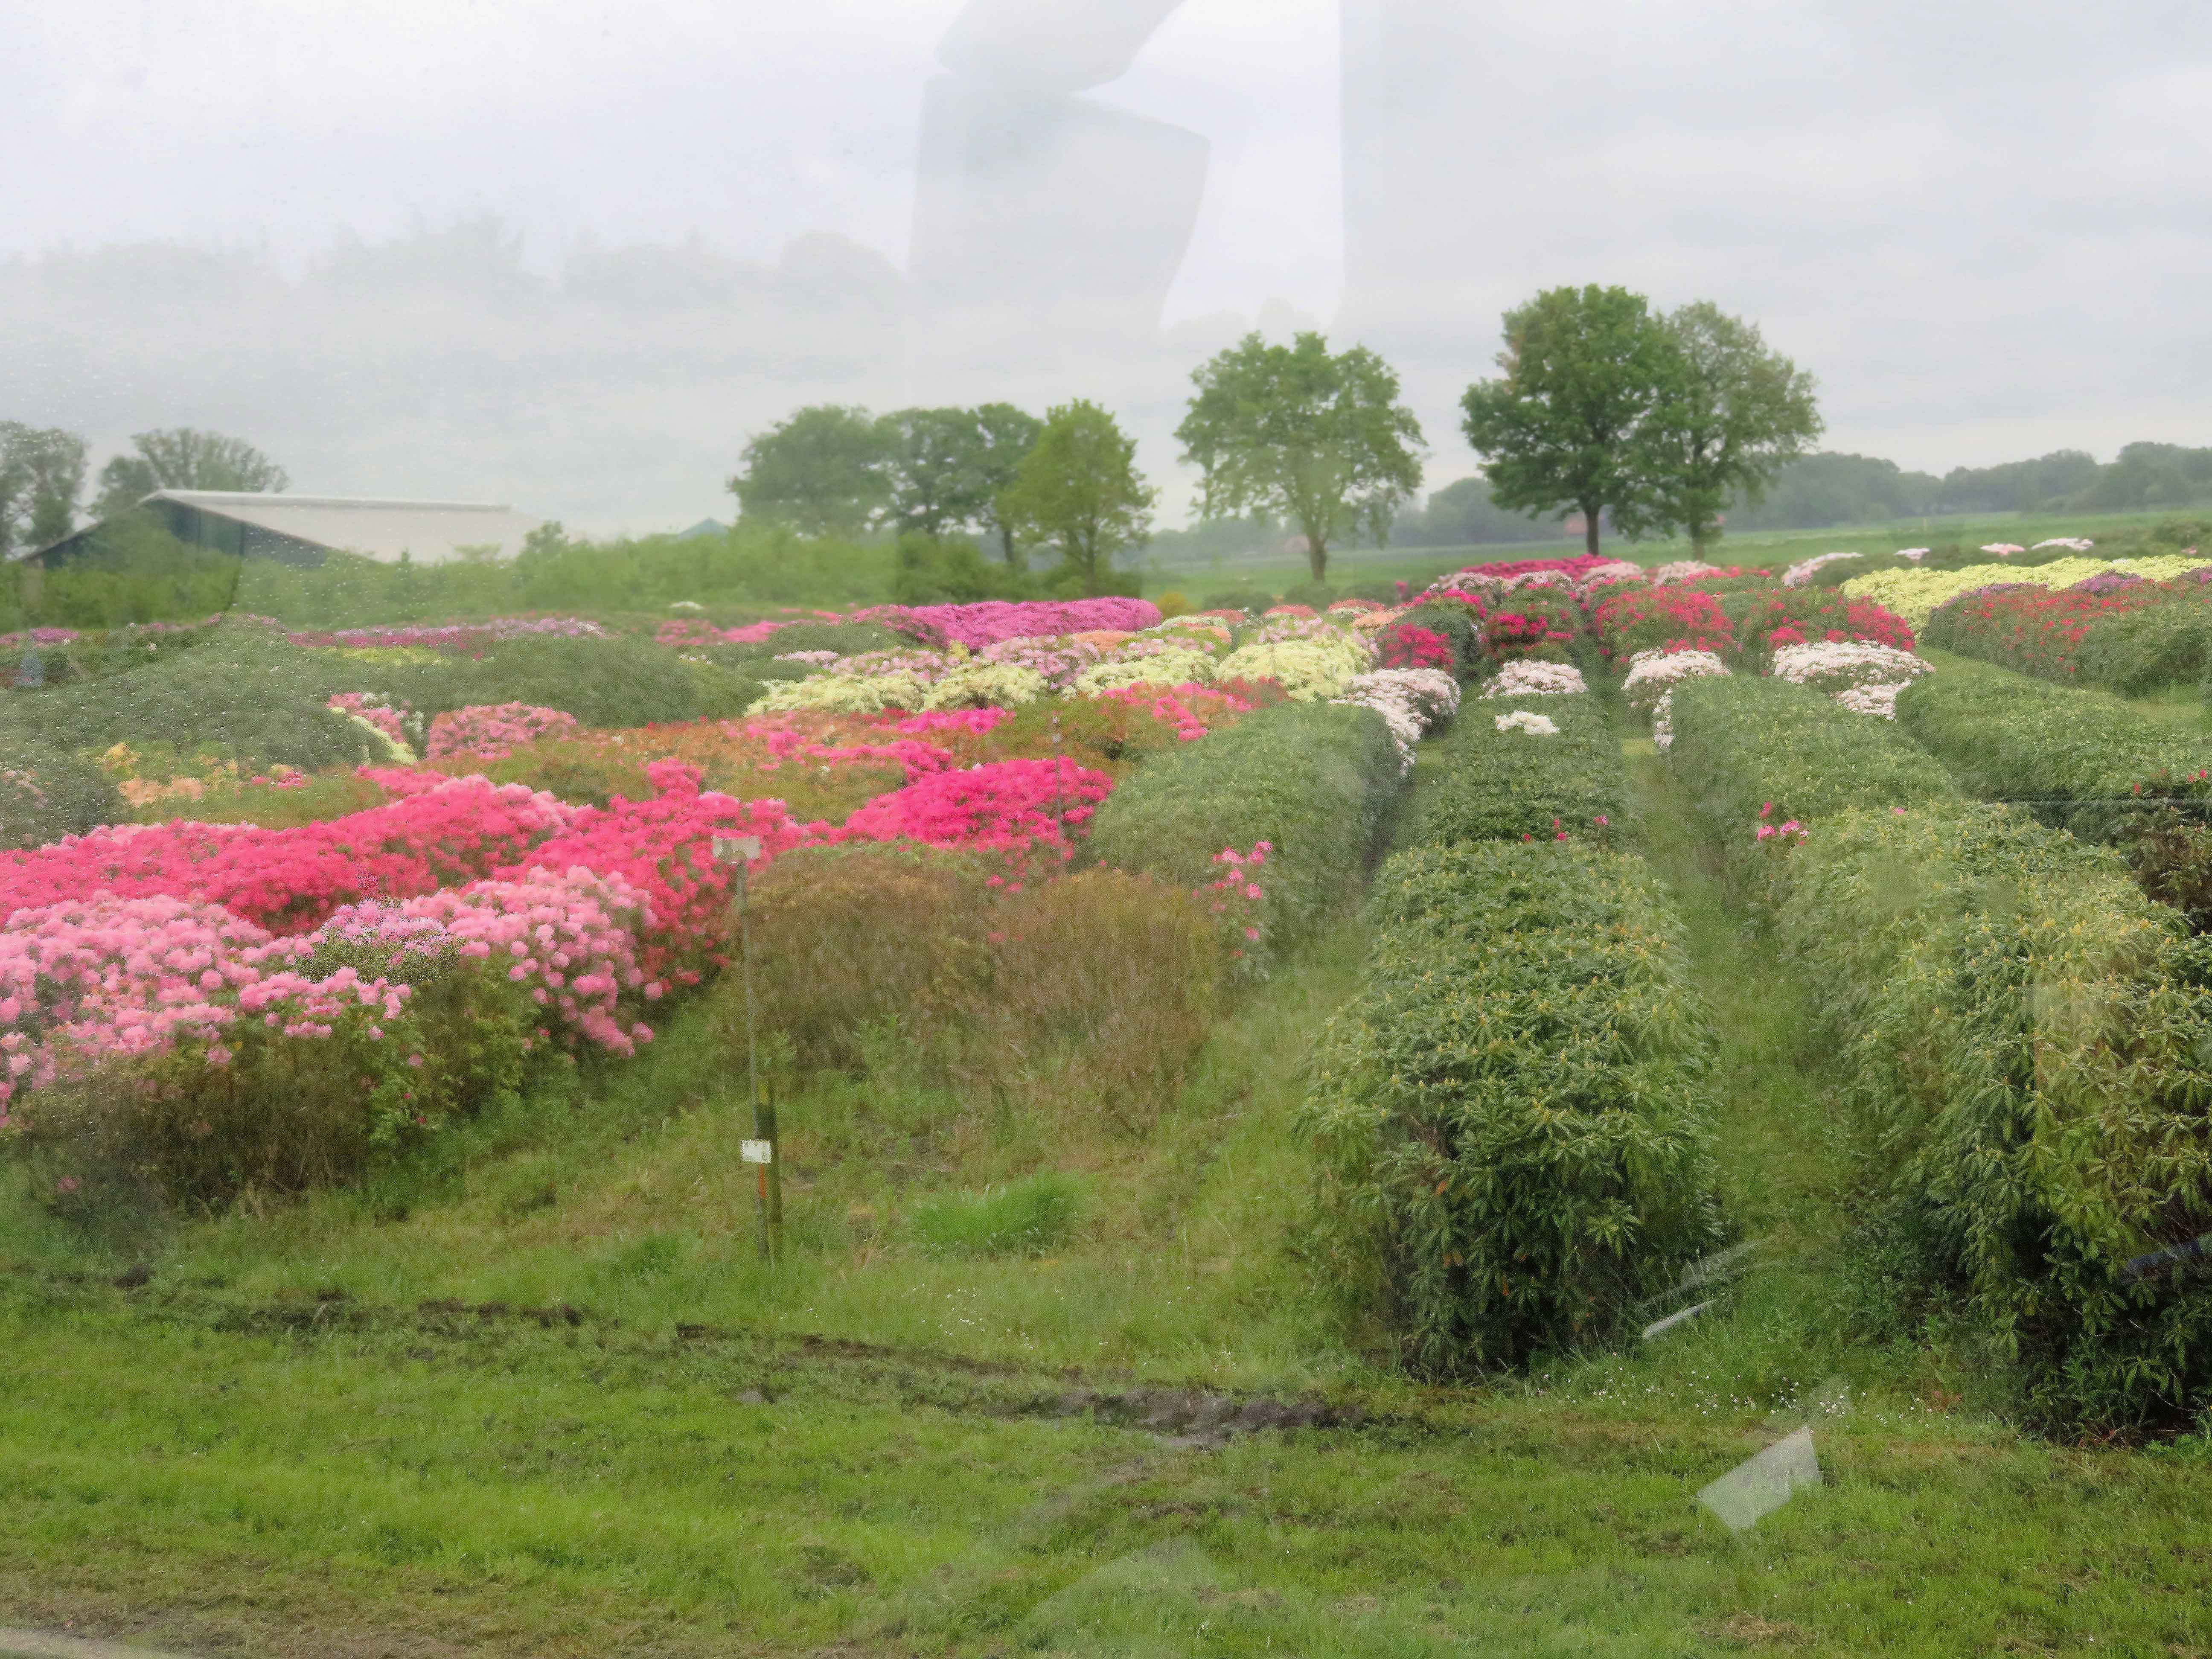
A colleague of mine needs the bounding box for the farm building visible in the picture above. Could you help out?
[20,489,544,568]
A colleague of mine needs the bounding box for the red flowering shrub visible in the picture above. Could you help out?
[1377,622,1455,672]
[1483,592,1583,660]
[1588,585,1734,664]
[1735,592,1915,661]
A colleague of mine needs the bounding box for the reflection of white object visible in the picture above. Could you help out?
[1697,1428,1820,1532]
[1640,1300,1711,1341]
[1494,710,1559,736]
[712,835,763,864]
[741,1140,774,1165]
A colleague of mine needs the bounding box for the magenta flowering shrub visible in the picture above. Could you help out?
[1203,842,1273,969]
[896,599,1161,649]
[427,702,583,760]
[841,757,1113,852]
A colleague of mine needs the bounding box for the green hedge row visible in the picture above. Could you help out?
[1897,674,2212,836]
[1087,700,1405,938]
[1777,805,2212,1429]
[1299,842,1725,1372]
[0,626,758,776]
[1666,678,1959,875]
[1667,675,2212,1428]
[1407,693,1636,850]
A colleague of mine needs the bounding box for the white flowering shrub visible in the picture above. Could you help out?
[1493,709,1560,736]
[1834,681,1907,718]
[1481,659,1588,697]
[1781,552,1864,588]
[1770,640,1930,696]
[1333,668,1461,770]
[1621,648,1729,719]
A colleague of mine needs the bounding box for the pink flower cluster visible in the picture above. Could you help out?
[314,866,655,1054]
[1097,683,1256,742]
[840,757,1112,851]
[1204,843,1272,963]
[0,777,579,932]
[977,634,1108,690]
[427,702,583,760]
[0,627,81,649]
[1755,803,1809,845]
[875,599,1161,649]
[327,694,410,748]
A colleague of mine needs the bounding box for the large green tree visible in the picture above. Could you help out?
[877,404,1045,562]
[994,400,1155,595]
[1615,302,1822,555]
[0,423,90,554]
[1459,285,1676,556]
[727,405,891,537]
[92,428,289,519]
[970,402,1045,568]
[1176,331,1424,582]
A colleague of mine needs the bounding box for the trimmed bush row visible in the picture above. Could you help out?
[1086,699,1405,938]
[1407,692,1635,850]
[1665,677,1959,865]
[1777,806,2212,1429]
[1897,674,2212,835]
[1668,675,2212,1429]
[1300,842,1726,1372]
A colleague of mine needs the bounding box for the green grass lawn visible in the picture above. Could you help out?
[6,725,2212,1656]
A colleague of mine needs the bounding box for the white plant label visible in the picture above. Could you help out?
[740,1140,774,1165]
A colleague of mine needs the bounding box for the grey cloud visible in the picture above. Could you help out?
[2,0,2207,529]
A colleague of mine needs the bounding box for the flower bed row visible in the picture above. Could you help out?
[1409,678,1632,850]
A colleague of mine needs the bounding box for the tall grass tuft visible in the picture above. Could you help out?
[910,1172,1084,1257]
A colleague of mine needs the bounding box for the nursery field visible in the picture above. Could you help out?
[6,541,2212,1656]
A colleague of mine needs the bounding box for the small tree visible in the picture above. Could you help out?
[878,404,1045,561]
[995,401,1155,595]
[728,405,890,537]
[0,424,88,552]
[93,428,288,518]
[1459,285,1675,556]
[1616,302,1823,556]
[1176,331,1424,583]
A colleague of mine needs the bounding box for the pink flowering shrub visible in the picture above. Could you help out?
[427,702,582,761]
[0,776,579,932]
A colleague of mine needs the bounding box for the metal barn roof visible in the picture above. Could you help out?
[142,490,544,564]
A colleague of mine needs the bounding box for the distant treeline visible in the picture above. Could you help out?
[1379,441,2212,549]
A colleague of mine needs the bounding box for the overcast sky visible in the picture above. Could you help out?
[3,0,2208,532]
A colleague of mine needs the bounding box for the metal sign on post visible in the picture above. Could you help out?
[713,833,780,1262]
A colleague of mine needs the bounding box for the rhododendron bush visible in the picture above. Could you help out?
[1738,591,1915,659]
[1588,585,1732,663]
[427,702,581,760]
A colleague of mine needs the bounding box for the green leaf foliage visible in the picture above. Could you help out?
[1086,701,1404,939]
[1408,693,1635,850]
[1666,678,1959,873]
[0,738,124,850]
[1896,674,2212,838]
[1176,331,1425,583]
[1458,285,1675,558]
[1298,842,1726,1373]
[1773,803,2212,1430]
